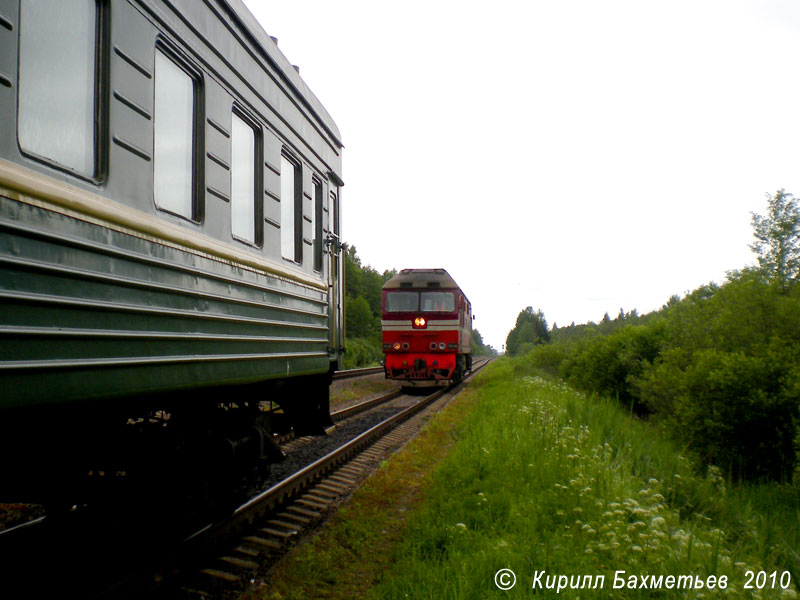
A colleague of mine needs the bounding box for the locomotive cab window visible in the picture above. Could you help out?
[154,47,198,221]
[385,291,419,312]
[18,0,100,177]
[231,110,260,245]
[420,291,455,312]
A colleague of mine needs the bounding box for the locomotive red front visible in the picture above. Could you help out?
[381,269,472,384]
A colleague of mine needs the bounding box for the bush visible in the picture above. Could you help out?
[527,341,573,376]
[536,322,665,411]
[570,325,661,408]
[521,271,800,482]
[643,342,799,481]
[343,336,383,369]
[637,273,800,480]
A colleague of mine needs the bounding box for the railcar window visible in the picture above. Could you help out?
[386,292,419,312]
[18,0,97,176]
[154,49,196,220]
[331,190,339,236]
[231,112,256,243]
[312,178,322,272]
[420,292,455,312]
[280,154,301,261]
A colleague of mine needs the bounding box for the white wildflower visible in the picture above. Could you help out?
[650,517,667,530]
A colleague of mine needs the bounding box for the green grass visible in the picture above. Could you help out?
[369,357,800,599]
[329,376,397,410]
[249,376,483,600]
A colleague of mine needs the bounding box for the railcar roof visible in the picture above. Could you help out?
[223,0,342,148]
[383,269,466,296]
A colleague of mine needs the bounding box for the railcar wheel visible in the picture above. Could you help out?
[453,354,467,382]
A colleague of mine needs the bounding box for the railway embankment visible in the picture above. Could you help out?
[251,357,799,599]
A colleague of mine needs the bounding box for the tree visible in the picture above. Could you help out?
[343,246,395,366]
[750,189,800,290]
[345,295,378,339]
[344,245,386,315]
[505,307,550,355]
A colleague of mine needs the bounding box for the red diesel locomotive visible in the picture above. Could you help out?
[382,269,473,384]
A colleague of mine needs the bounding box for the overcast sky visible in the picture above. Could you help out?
[243,0,800,350]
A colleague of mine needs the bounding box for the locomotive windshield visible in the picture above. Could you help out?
[385,291,455,312]
[385,291,419,312]
[420,292,455,312]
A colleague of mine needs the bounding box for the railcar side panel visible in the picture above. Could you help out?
[0,0,345,411]
[0,0,346,503]
[0,196,329,409]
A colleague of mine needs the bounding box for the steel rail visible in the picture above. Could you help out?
[332,366,383,380]
[330,389,402,421]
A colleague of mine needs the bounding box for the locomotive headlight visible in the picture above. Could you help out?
[438,342,446,350]
[402,342,409,350]
[429,342,437,350]
[414,317,426,328]
[393,342,401,351]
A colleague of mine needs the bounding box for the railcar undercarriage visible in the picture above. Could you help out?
[0,372,334,508]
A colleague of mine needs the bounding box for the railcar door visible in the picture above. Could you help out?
[327,188,344,368]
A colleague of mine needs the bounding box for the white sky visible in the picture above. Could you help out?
[243,0,800,350]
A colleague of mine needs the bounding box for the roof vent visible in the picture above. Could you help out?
[427,282,441,288]
[270,36,278,46]
[293,65,300,74]
[400,282,413,288]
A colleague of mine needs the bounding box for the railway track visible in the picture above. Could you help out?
[124,358,489,597]
[163,358,491,598]
[332,365,384,380]
[0,359,491,598]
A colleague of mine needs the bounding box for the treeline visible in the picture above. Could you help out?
[343,247,495,367]
[507,190,800,483]
[343,246,394,368]
[471,329,498,357]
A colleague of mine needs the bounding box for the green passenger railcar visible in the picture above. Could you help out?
[0,0,344,502]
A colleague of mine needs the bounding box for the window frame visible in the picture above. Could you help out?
[152,39,204,223]
[230,104,263,247]
[280,150,303,263]
[16,0,109,183]
[312,176,323,272]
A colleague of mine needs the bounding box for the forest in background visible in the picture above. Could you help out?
[342,248,496,368]
[504,189,800,483]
